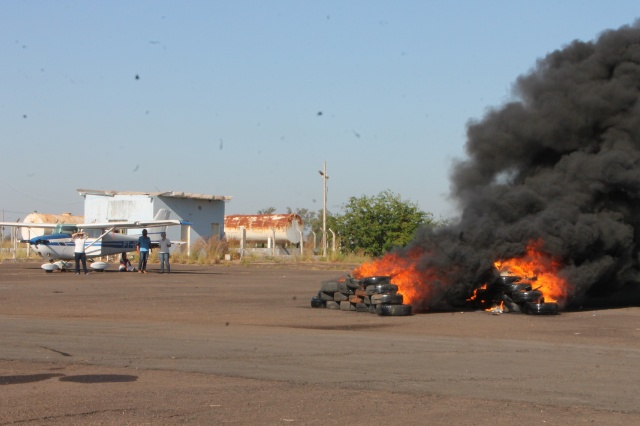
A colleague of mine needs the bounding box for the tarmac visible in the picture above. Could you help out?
[1,261,639,425]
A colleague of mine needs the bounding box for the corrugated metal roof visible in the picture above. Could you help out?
[77,189,232,201]
[224,214,302,230]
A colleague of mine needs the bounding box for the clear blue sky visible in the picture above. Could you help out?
[1,1,638,222]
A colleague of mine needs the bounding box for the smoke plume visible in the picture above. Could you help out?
[406,20,640,309]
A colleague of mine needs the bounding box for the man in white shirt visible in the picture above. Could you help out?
[158,232,172,274]
[72,231,89,275]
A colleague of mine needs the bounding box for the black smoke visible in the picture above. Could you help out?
[406,20,640,310]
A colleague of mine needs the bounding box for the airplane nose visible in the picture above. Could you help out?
[30,238,49,246]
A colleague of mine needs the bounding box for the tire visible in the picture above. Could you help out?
[371,293,403,305]
[494,275,521,286]
[376,304,412,316]
[337,281,354,295]
[498,294,521,313]
[339,301,356,311]
[524,302,559,315]
[502,283,532,294]
[354,288,367,298]
[333,292,348,302]
[320,280,340,293]
[510,290,543,304]
[365,283,398,295]
[325,301,340,310]
[348,295,364,303]
[360,276,391,286]
[345,277,361,290]
[319,291,334,302]
[310,297,324,308]
[355,303,369,312]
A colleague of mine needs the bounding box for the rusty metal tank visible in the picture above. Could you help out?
[20,212,84,240]
[224,214,303,244]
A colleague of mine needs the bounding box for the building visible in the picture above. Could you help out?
[224,214,304,256]
[78,189,232,249]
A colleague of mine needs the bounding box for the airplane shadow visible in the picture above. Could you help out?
[59,374,138,383]
[0,373,65,385]
[0,373,139,385]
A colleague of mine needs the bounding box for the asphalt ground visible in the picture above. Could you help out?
[1,261,639,425]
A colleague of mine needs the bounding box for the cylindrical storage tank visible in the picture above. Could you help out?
[224,214,303,244]
[20,212,84,240]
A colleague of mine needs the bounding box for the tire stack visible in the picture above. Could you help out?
[310,275,412,316]
[488,276,559,315]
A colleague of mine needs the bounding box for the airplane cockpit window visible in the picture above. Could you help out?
[55,225,78,236]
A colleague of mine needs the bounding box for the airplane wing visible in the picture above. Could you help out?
[77,219,192,230]
[0,219,191,230]
[0,221,58,228]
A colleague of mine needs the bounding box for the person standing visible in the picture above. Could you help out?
[158,231,172,273]
[136,229,151,274]
[72,231,89,275]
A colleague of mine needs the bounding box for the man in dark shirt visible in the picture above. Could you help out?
[136,229,151,274]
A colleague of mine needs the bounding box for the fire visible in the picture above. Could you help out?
[353,248,435,307]
[495,239,571,304]
[467,284,487,302]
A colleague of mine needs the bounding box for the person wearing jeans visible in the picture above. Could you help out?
[158,231,172,273]
[136,229,151,274]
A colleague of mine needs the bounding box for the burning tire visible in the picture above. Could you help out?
[494,275,522,286]
[523,302,559,315]
[320,280,340,293]
[365,283,399,295]
[376,304,412,316]
[370,293,403,305]
[310,297,324,308]
[360,276,391,286]
[501,283,533,294]
[510,290,543,304]
[498,294,521,313]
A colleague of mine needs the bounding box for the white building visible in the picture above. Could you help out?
[78,189,232,249]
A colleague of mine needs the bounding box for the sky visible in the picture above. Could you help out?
[1,1,639,223]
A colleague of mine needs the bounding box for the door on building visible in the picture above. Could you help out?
[210,223,220,240]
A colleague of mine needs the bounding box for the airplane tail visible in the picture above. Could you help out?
[153,209,171,221]
[148,209,172,236]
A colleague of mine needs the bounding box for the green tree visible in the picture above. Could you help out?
[334,190,433,256]
[257,207,277,215]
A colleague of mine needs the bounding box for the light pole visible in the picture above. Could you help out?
[318,162,329,257]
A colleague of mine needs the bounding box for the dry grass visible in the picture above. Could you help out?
[1,238,372,266]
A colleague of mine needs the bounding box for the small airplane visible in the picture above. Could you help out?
[0,212,190,272]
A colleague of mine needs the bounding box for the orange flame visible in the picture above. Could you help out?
[353,248,438,308]
[467,284,487,302]
[495,239,571,304]
[485,300,504,312]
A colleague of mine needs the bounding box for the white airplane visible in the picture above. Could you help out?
[0,215,190,272]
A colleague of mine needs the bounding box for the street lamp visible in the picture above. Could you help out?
[318,161,329,257]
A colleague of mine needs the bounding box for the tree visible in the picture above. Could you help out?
[257,207,277,215]
[334,190,433,256]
